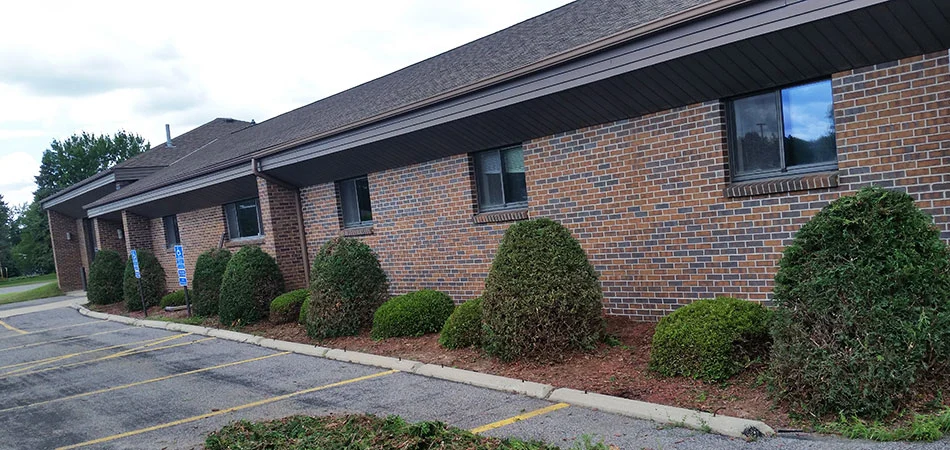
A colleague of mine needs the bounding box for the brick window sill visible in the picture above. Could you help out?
[224,236,265,248]
[725,171,839,198]
[341,226,374,237]
[473,208,529,224]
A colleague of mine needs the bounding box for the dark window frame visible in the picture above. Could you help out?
[162,215,181,249]
[223,198,264,240]
[473,145,528,212]
[337,176,373,228]
[726,79,838,182]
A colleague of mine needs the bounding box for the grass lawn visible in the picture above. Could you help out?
[206,414,610,450]
[0,273,56,288]
[0,282,64,306]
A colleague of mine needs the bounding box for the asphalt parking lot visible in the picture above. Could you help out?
[0,303,947,450]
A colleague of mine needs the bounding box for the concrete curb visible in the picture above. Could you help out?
[69,304,775,439]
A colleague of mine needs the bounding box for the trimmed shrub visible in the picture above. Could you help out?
[307,237,388,338]
[298,295,310,325]
[482,218,605,361]
[218,246,285,325]
[649,297,771,381]
[270,289,309,324]
[192,248,231,316]
[439,298,483,349]
[87,250,125,305]
[770,187,950,419]
[160,290,187,308]
[371,290,455,340]
[123,249,166,311]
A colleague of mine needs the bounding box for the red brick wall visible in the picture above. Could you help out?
[149,206,227,293]
[297,50,949,319]
[94,218,125,256]
[48,210,84,291]
[258,178,307,290]
[122,211,152,255]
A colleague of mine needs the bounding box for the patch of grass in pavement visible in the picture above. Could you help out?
[0,273,56,288]
[0,282,64,306]
[151,315,207,326]
[206,414,613,450]
[817,408,950,442]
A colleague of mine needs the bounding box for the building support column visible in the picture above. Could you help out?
[94,218,126,256]
[121,211,152,255]
[256,176,308,290]
[47,210,84,291]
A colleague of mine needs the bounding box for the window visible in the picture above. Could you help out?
[474,146,527,211]
[224,198,263,239]
[338,176,373,228]
[728,79,837,181]
[163,215,181,248]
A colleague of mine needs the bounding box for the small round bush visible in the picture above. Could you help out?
[439,298,483,349]
[191,248,231,316]
[87,250,125,305]
[123,249,166,311]
[307,237,389,338]
[160,290,187,308]
[298,295,310,325]
[649,297,771,381]
[371,290,455,340]
[218,246,285,325]
[270,289,309,324]
[770,187,950,419]
[482,218,605,361]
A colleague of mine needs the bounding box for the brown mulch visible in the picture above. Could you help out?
[88,304,791,427]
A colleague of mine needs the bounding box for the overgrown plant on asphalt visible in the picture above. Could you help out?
[371,289,455,339]
[218,246,284,325]
[270,289,308,324]
[482,218,605,361]
[649,297,772,381]
[123,249,166,311]
[306,237,388,338]
[191,248,231,316]
[86,249,124,305]
[770,187,950,420]
[439,297,483,349]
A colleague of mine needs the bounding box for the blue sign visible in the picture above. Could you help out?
[130,250,141,279]
[174,245,187,287]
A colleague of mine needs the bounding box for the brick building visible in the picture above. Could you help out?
[45,0,950,320]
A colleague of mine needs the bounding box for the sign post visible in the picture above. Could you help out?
[130,249,146,317]
[174,245,192,317]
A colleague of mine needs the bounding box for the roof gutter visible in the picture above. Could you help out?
[250,158,310,285]
[250,0,752,161]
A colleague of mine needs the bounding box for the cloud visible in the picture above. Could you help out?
[0,152,40,205]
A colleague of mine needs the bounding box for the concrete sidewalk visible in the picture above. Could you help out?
[0,292,88,317]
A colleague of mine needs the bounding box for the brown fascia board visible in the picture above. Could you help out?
[41,170,115,210]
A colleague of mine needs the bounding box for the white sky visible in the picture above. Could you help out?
[0,0,571,207]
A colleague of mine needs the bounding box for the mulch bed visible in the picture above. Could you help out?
[90,303,792,428]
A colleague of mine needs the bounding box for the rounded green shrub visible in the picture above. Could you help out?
[371,290,455,340]
[192,248,231,316]
[160,290,187,308]
[218,246,285,325]
[439,298,483,349]
[270,289,309,324]
[649,297,771,381]
[482,218,605,361]
[770,187,950,419]
[123,249,166,311]
[298,295,310,325]
[87,250,125,305]
[307,237,388,338]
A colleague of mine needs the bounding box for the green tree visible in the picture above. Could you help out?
[34,130,148,201]
[0,195,15,277]
[10,202,54,275]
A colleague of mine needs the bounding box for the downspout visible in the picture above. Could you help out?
[251,158,311,285]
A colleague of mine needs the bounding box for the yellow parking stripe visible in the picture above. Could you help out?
[0,337,215,380]
[469,403,570,434]
[0,327,125,352]
[0,321,100,341]
[0,320,28,335]
[56,369,399,450]
[0,333,190,373]
[0,352,291,414]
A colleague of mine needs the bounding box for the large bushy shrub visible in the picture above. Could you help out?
[371,290,455,340]
[192,248,231,316]
[123,249,166,311]
[482,218,605,361]
[649,297,771,381]
[306,237,388,338]
[218,246,284,325]
[87,250,125,305]
[160,290,187,308]
[439,298,483,349]
[270,289,309,324]
[770,187,950,419]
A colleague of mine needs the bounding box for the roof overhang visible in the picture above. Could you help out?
[41,172,116,218]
